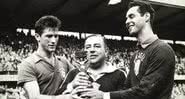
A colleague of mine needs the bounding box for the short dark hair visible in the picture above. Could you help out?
[128,1,155,25]
[35,15,61,35]
[85,34,108,49]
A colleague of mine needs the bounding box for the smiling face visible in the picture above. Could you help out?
[126,6,146,36]
[84,35,107,68]
[36,27,59,53]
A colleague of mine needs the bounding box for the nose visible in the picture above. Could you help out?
[51,36,58,44]
[125,18,130,27]
[89,47,95,53]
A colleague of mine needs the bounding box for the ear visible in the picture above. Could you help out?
[145,12,150,22]
[35,33,41,42]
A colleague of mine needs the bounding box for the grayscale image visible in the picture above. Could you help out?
[0,0,185,99]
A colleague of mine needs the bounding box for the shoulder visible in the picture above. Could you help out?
[116,69,127,76]
[109,69,126,79]
[153,40,173,51]
[22,53,40,65]
[148,40,175,65]
[18,53,37,69]
[152,40,175,56]
[18,53,41,77]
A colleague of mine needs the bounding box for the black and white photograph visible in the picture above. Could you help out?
[0,0,185,99]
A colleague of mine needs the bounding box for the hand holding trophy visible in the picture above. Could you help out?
[72,50,92,99]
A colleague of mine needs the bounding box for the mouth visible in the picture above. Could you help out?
[126,23,135,31]
[89,55,98,59]
[127,25,134,32]
[48,45,56,48]
[128,26,133,31]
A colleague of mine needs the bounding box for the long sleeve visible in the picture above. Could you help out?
[110,42,175,99]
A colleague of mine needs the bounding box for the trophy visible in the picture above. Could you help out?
[73,50,94,99]
[74,50,89,73]
[74,50,100,86]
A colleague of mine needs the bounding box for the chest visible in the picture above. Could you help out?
[34,61,67,82]
[95,73,121,92]
[131,50,151,78]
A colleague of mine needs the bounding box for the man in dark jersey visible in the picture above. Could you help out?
[60,35,126,98]
[17,15,74,99]
[76,1,175,99]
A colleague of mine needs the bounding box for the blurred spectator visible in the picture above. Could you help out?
[171,83,185,99]
[1,35,185,75]
[0,34,185,99]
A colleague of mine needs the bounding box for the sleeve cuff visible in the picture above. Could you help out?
[103,92,110,99]
[63,83,73,94]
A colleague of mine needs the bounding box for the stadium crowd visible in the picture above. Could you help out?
[175,56,185,75]
[171,83,185,99]
[0,34,185,99]
[1,35,185,75]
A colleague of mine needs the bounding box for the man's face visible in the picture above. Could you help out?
[37,28,59,53]
[84,36,107,67]
[126,6,146,36]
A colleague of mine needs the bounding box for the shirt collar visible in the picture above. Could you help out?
[32,52,42,63]
[87,62,117,81]
[33,52,56,63]
[137,34,158,49]
[87,62,117,74]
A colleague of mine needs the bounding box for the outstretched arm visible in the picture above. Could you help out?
[24,81,73,99]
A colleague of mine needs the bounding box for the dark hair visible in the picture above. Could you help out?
[85,34,108,49]
[35,15,61,35]
[128,1,155,25]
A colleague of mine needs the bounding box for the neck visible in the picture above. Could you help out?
[37,46,54,59]
[89,61,106,74]
[137,24,154,43]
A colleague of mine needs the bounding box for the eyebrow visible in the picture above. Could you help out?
[94,43,101,45]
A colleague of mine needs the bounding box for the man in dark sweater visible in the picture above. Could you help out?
[78,1,175,99]
[60,35,126,98]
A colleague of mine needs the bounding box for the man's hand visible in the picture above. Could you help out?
[71,72,91,88]
[63,72,92,94]
[75,87,104,99]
